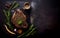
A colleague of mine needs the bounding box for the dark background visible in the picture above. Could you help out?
[0,0,60,38]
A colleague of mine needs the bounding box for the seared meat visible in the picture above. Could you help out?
[11,9,28,28]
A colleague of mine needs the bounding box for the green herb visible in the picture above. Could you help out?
[3,10,7,17]
[3,1,19,30]
[26,28,36,36]
[17,24,36,38]
[9,1,16,10]
[18,20,23,25]
[6,22,13,30]
[12,3,19,9]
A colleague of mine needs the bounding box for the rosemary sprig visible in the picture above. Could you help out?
[12,3,19,9]
[17,24,36,38]
[3,1,19,30]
